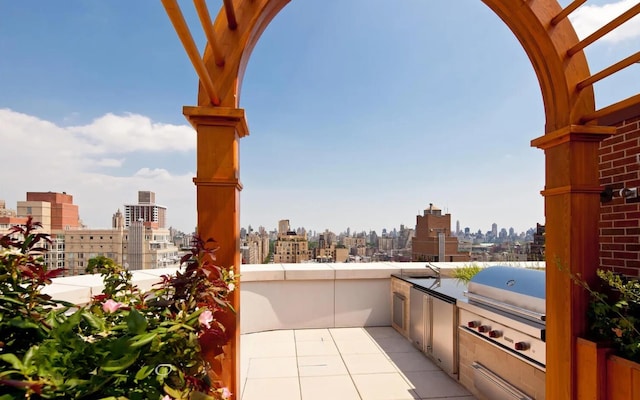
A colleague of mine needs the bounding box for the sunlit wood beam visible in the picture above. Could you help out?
[580,93,640,123]
[194,0,225,67]
[223,0,238,30]
[551,0,587,26]
[577,51,640,90]
[161,0,220,106]
[568,3,640,56]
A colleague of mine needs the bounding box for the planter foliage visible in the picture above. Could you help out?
[0,217,236,400]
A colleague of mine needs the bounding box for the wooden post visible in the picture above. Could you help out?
[184,105,248,400]
[532,125,615,400]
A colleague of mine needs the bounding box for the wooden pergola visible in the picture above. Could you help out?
[161,1,640,399]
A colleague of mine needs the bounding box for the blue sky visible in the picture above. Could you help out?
[1,1,639,234]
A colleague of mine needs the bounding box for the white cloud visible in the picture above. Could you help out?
[134,168,173,179]
[0,108,196,232]
[96,158,125,167]
[68,113,196,153]
[570,0,640,42]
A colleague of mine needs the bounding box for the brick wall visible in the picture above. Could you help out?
[599,111,640,277]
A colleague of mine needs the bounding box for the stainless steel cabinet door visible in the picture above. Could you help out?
[431,296,457,375]
[409,287,425,352]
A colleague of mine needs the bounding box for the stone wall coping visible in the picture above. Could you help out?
[42,262,544,304]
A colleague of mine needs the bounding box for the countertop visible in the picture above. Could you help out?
[391,274,469,304]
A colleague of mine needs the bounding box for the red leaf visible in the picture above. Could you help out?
[199,327,227,358]
[0,379,43,394]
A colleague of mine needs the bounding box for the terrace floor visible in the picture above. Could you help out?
[240,326,477,400]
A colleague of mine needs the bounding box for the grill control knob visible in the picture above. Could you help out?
[515,342,530,351]
[467,321,480,328]
[478,325,491,333]
[489,330,502,338]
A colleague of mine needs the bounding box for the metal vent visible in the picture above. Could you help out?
[392,292,405,330]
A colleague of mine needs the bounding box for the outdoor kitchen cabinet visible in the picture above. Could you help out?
[431,295,457,376]
[409,286,431,352]
[409,285,457,376]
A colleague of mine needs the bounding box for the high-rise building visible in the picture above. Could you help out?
[241,229,270,264]
[411,203,470,262]
[273,219,309,263]
[124,191,167,228]
[24,192,80,230]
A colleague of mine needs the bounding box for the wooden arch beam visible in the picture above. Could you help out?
[190,2,605,400]
[199,0,594,130]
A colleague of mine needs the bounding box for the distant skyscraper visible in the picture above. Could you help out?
[491,223,498,237]
[124,191,167,228]
[278,219,290,234]
[456,220,460,235]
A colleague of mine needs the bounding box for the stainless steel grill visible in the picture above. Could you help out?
[458,266,546,367]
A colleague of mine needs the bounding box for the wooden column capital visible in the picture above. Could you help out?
[531,124,616,149]
[183,106,249,138]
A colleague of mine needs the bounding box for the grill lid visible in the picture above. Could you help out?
[467,266,545,320]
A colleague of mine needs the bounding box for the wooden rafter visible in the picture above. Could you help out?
[580,93,640,123]
[551,0,587,26]
[577,51,640,90]
[194,0,225,67]
[568,2,640,56]
[223,0,238,30]
[161,0,221,106]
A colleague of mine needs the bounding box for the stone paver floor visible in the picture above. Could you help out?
[241,326,477,400]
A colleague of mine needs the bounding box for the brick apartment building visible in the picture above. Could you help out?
[412,203,470,262]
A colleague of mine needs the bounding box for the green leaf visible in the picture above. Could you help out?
[0,369,21,378]
[82,309,106,331]
[0,295,26,306]
[185,308,206,324]
[0,354,23,370]
[101,351,140,372]
[134,364,154,381]
[129,332,157,348]
[8,317,40,330]
[167,323,194,333]
[163,385,183,398]
[22,346,36,369]
[126,308,148,335]
[191,391,216,400]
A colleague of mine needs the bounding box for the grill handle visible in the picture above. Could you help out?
[466,292,545,323]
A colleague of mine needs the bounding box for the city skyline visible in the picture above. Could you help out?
[241,218,537,238]
[1,1,639,234]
